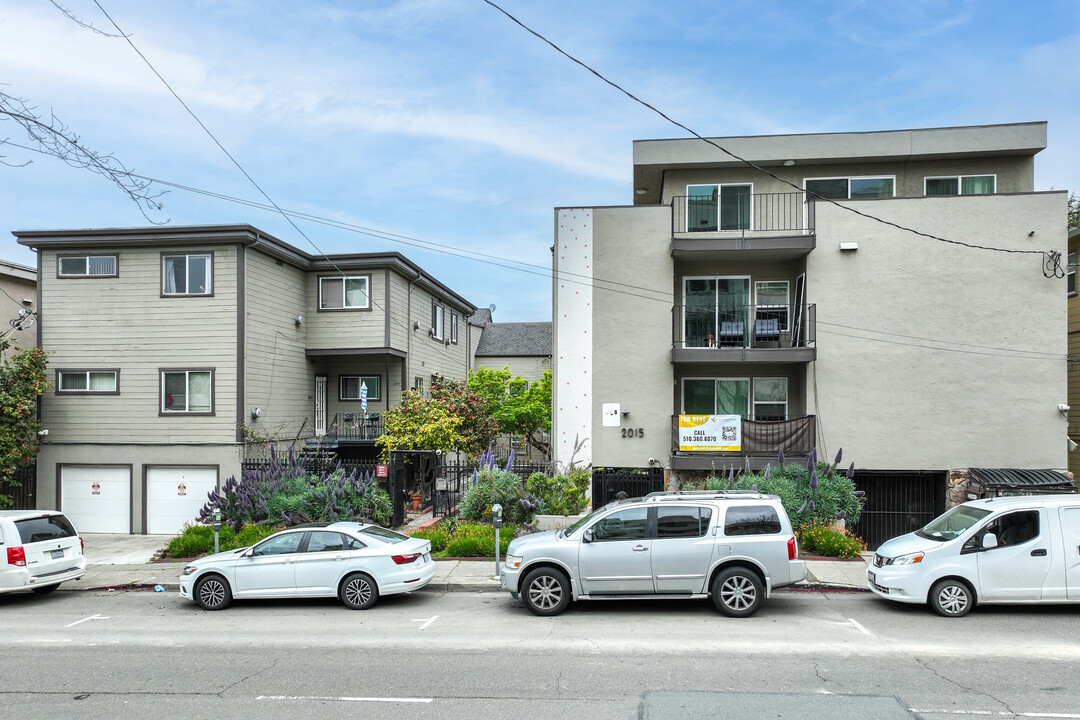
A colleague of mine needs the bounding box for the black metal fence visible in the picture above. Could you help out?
[0,466,35,510]
[591,467,666,507]
[432,460,553,519]
[851,470,946,550]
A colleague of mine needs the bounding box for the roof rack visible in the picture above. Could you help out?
[641,490,774,501]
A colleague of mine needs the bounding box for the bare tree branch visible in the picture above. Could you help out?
[46,0,127,38]
[0,89,168,222]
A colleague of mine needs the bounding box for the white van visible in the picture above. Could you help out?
[868,494,1080,617]
[0,510,86,596]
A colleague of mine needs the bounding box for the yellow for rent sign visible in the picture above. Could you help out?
[678,414,741,452]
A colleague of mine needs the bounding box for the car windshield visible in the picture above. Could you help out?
[357,526,408,544]
[916,505,991,542]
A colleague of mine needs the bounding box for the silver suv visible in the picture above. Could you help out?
[500,491,806,617]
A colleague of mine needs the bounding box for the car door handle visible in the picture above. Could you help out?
[1030,549,1047,557]
[632,545,648,552]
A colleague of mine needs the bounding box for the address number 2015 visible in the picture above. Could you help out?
[621,428,644,438]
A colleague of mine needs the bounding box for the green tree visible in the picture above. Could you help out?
[376,375,499,459]
[1069,192,1080,229]
[0,344,50,507]
[468,367,552,456]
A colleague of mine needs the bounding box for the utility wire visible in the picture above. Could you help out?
[482,0,1063,279]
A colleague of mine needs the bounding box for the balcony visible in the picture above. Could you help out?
[669,415,816,471]
[306,412,384,450]
[671,192,815,260]
[672,303,816,364]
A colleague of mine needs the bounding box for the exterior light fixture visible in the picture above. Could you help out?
[635,188,648,195]
[783,160,796,167]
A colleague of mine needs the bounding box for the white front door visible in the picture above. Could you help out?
[61,466,131,533]
[146,467,219,535]
[314,376,327,436]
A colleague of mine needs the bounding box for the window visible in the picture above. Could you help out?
[305,532,347,553]
[14,515,77,543]
[57,370,118,393]
[657,506,713,538]
[162,253,211,295]
[252,532,303,556]
[1070,251,1077,296]
[964,510,1040,551]
[339,375,380,401]
[725,505,782,536]
[450,310,459,344]
[431,301,445,340]
[591,507,649,541]
[319,275,369,310]
[58,255,116,277]
[684,276,751,348]
[805,176,894,200]
[925,175,996,196]
[687,184,752,232]
[753,378,788,421]
[161,370,213,413]
[683,378,749,417]
[754,280,790,331]
[414,377,424,392]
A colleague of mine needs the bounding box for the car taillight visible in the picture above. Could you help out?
[80,537,85,552]
[788,537,798,560]
[392,553,421,565]
[7,546,26,567]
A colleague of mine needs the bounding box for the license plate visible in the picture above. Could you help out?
[868,570,876,584]
[51,549,64,559]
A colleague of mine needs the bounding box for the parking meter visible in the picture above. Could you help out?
[492,504,503,575]
[212,508,222,554]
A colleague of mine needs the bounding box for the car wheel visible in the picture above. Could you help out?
[194,574,232,611]
[711,567,764,618]
[929,578,973,618]
[30,583,59,594]
[340,572,379,610]
[521,567,571,616]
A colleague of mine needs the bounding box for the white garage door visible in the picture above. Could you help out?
[146,467,219,535]
[61,466,131,534]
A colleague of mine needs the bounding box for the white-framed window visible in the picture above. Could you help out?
[431,301,445,340]
[686,183,753,232]
[161,369,213,414]
[925,174,996,196]
[319,275,370,310]
[754,280,790,332]
[1069,251,1077,297]
[753,378,788,421]
[58,255,117,278]
[339,375,381,401]
[450,310,459,344]
[162,253,211,295]
[57,370,118,393]
[413,377,424,392]
[805,176,895,200]
[682,377,750,417]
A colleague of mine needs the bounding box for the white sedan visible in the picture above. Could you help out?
[179,522,435,610]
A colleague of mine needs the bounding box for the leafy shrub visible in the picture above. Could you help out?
[164,523,282,558]
[408,527,450,552]
[526,468,589,516]
[460,468,530,524]
[410,521,514,557]
[797,520,867,559]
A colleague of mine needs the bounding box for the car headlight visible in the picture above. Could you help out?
[891,552,924,565]
[182,565,198,576]
[504,555,522,570]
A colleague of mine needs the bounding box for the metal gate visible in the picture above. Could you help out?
[851,470,946,550]
[0,466,35,510]
[591,467,665,506]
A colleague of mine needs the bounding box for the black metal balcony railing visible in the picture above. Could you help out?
[327,412,384,441]
[670,415,816,455]
[672,192,813,235]
[673,303,816,350]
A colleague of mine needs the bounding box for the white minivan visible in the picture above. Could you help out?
[868,494,1080,617]
[0,510,86,596]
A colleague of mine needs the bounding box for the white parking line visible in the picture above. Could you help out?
[257,695,433,704]
[64,614,110,628]
[847,617,872,635]
[910,711,1080,718]
[412,614,439,630]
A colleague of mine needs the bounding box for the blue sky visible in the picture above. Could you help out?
[1,0,1077,321]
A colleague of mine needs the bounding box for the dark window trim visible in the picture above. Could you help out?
[317,274,372,312]
[56,253,119,279]
[338,374,382,402]
[55,368,121,395]
[160,251,214,297]
[159,367,215,416]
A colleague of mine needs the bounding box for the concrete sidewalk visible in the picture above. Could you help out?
[60,534,869,594]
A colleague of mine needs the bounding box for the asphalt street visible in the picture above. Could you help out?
[3,587,1079,720]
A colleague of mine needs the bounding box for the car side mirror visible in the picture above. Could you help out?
[982,532,998,549]
[582,528,594,544]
